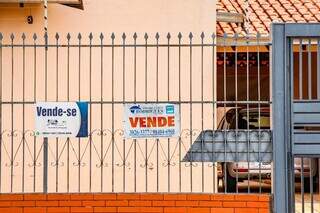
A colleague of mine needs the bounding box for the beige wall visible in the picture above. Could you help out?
[0,0,216,193]
[0,0,215,41]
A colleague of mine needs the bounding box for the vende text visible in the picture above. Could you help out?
[129,116,175,128]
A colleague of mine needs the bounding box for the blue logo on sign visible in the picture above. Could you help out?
[130,105,141,114]
[166,105,174,114]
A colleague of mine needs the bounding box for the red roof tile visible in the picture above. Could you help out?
[217,0,320,36]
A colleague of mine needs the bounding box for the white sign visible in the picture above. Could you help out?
[124,104,180,139]
[35,102,88,137]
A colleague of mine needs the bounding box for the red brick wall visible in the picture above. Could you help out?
[0,193,271,213]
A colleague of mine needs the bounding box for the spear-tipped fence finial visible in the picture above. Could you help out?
[211,33,216,40]
[100,33,104,40]
[111,32,115,40]
[189,32,193,41]
[200,32,205,41]
[33,33,37,41]
[167,32,171,40]
[44,32,48,43]
[55,33,60,40]
[10,33,15,41]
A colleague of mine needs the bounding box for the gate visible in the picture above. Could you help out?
[273,23,320,213]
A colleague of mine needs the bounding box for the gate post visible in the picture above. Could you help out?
[272,23,294,213]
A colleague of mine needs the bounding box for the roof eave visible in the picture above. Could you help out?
[217,11,244,23]
[61,0,83,10]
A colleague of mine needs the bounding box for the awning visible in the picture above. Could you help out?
[182,130,272,163]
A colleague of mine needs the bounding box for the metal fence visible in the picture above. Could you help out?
[0,32,273,193]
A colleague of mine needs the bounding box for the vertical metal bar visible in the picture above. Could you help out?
[319,159,320,205]
[43,137,48,193]
[66,33,70,193]
[234,34,239,194]
[299,39,303,99]
[43,32,48,194]
[55,33,59,193]
[133,33,137,192]
[308,39,312,100]
[22,33,26,193]
[111,33,115,193]
[155,33,159,192]
[246,35,250,193]
[301,157,305,213]
[121,33,125,192]
[10,34,14,193]
[144,33,148,192]
[100,33,104,192]
[189,32,193,192]
[33,34,37,193]
[310,158,314,213]
[43,0,48,43]
[223,34,227,193]
[256,33,262,193]
[200,32,204,193]
[317,39,320,99]
[178,32,182,193]
[167,33,171,192]
[89,33,93,192]
[289,158,296,213]
[78,33,81,192]
[288,38,295,213]
[257,33,262,194]
[0,33,2,193]
[211,33,216,193]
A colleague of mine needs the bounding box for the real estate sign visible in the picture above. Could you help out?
[35,102,88,137]
[124,103,180,139]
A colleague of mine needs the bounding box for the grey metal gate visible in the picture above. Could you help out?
[273,23,320,213]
